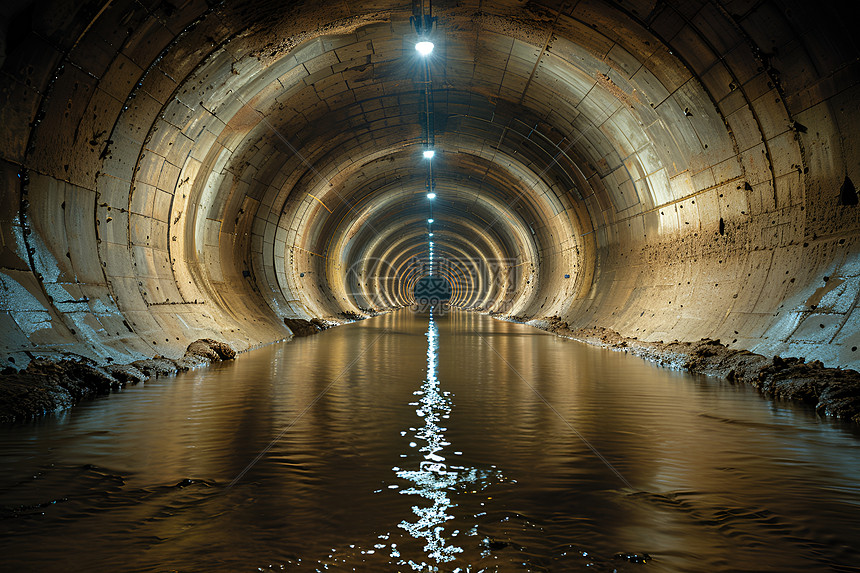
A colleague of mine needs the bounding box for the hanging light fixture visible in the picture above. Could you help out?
[415,41,434,56]
[413,0,438,278]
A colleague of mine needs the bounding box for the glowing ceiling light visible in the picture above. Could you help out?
[426,192,436,199]
[415,41,434,56]
[427,218,434,224]
[423,149,435,159]
[428,232,434,237]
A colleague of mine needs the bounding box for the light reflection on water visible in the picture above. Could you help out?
[393,311,505,570]
[363,310,508,571]
[396,309,464,567]
[1,309,860,572]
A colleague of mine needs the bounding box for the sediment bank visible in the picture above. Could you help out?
[502,315,860,424]
[0,311,378,423]
[0,339,236,424]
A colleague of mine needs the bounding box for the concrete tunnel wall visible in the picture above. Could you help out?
[0,0,859,371]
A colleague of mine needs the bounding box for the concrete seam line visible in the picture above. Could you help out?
[476,94,619,237]
[226,328,390,489]
[236,93,385,237]
[473,327,637,492]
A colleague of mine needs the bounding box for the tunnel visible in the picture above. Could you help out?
[0,0,859,370]
[2,1,860,569]
[2,0,859,373]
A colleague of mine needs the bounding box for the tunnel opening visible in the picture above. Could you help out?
[413,275,451,308]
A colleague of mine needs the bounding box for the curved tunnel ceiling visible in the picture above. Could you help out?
[1,0,859,369]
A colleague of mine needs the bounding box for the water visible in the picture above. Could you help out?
[2,310,860,572]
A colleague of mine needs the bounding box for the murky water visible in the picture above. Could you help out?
[2,310,860,572]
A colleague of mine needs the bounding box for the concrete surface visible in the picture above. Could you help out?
[0,0,858,370]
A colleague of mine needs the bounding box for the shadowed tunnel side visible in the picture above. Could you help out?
[1,0,859,375]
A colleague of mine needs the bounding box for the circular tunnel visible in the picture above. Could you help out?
[1,0,859,369]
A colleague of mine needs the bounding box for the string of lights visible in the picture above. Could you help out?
[413,1,436,276]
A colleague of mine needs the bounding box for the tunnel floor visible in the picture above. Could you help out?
[1,310,860,571]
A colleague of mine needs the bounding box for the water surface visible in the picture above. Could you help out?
[2,310,860,572]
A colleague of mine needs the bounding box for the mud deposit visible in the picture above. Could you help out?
[0,339,236,423]
[505,315,860,424]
